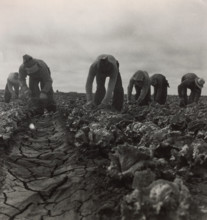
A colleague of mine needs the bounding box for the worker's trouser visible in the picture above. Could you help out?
[4,83,19,103]
[153,85,168,105]
[94,72,124,111]
[29,78,56,114]
[179,88,200,106]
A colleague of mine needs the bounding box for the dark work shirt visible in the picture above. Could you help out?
[178,79,201,102]
[85,54,119,104]
[19,59,53,93]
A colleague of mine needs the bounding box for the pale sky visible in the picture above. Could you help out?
[0,0,207,94]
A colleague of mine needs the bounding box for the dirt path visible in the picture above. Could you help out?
[0,112,126,220]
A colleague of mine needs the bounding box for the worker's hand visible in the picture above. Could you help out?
[11,92,17,99]
[39,92,48,100]
[96,103,109,110]
[136,99,141,106]
[187,102,196,107]
[83,101,96,110]
[127,100,133,105]
[179,99,186,107]
[150,101,157,107]
[24,89,31,97]
[19,87,31,100]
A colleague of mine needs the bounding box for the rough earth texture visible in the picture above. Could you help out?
[0,91,207,220]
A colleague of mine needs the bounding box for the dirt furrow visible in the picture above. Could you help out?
[0,112,117,220]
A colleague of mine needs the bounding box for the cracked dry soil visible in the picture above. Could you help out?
[1,94,207,220]
[0,112,126,220]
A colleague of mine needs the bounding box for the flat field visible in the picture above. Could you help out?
[0,91,207,220]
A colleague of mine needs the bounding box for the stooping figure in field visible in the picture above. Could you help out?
[19,54,56,113]
[127,70,151,106]
[178,73,205,107]
[85,54,124,111]
[4,72,20,103]
[150,73,169,105]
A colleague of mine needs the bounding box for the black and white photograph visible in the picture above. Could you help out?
[0,0,207,219]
